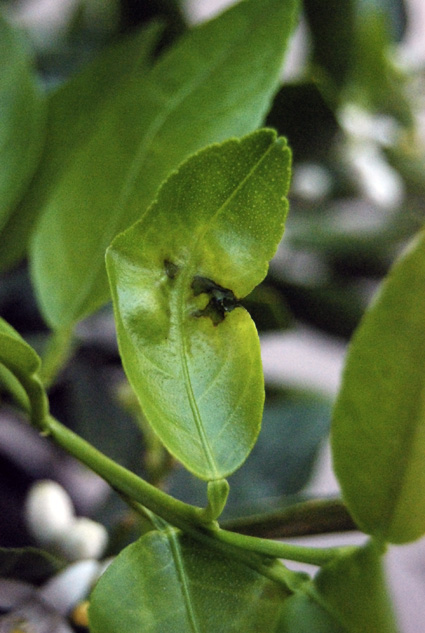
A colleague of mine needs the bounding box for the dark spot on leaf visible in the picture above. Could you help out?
[164,259,179,279]
[192,276,239,326]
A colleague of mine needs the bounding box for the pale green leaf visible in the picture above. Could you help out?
[30,0,299,329]
[332,228,425,543]
[106,129,291,480]
[278,543,397,633]
[0,10,45,233]
[89,529,289,633]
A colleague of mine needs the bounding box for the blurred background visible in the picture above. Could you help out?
[0,0,425,631]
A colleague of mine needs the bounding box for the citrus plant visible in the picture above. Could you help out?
[1,0,424,631]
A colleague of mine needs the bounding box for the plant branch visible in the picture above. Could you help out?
[212,527,356,567]
[221,498,357,539]
[45,415,204,528]
[44,415,357,577]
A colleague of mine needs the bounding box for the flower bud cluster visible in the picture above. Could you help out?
[25,480,108,561]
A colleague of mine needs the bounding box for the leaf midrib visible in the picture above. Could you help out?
[175,138,276,480]
[166,529,201,633]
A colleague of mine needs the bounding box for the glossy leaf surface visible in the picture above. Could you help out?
[0,10,45,233]
[30,0,299,329]
[89,528,289,633]
[278,544,397,633]
[332,229,425,543]
[107,130,291,480]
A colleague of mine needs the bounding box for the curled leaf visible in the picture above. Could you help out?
[107,129,291,480]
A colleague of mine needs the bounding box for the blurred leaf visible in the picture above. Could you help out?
[0,546,65,584]
[3,21,163,274]
[332,228,425,544]
[243,284,293,333]
[266,82,339,162]
[349,10,412,126]
[278,543,397,633]
[107,130,291,480]
[64,355,144,471]
[30,0,299,329]
[0,10,45,234]
[89,529,290,633]
[227,391,331,504]
[222,498,356,539]
[303,0,355,92]
[356,0,407,40]
[119,0,186,41]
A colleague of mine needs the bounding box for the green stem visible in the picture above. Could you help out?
[213,528,356,566]
[44,415,355,574]
[40,327,75,388]
[222,498,356,539]
[46,415,204,528]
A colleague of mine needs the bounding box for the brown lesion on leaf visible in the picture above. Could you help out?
[191,276,240,326]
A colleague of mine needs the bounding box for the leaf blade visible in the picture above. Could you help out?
[89,529,289,633]
[0,318,46,421]
[29,0,299,328]
[278,544,397,633]
[332,228,425,543]
[0,10,45,233]
[106,129,291,480]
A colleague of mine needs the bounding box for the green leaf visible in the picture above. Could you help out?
[165,390,331,514]
[278,543,397,633]
[0,317,47,423]
[0,546,65,584]
[106,129,291,480]
[303,0,355,92]
[1,21,163,274]
[30,0,299,329]
[350,10,412,126]
[89,529,289,633]
[0,10,45,233]
[332,228,425,544]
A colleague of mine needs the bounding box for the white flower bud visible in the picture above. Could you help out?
[58,518,108,561]
[25,480,75,546]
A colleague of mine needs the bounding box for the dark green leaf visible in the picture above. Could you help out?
[106,130,291,480]
[278,543,397,633]
[303,0,355,91]
[30,0,299,329]
[89,529,289,633]
[0,546,65,584]
[332,228,425,543]
[0,10,45,233]
[266,82,339,163]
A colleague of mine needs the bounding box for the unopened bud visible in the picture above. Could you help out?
[25,480,74,546]
[58,517,108,561]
